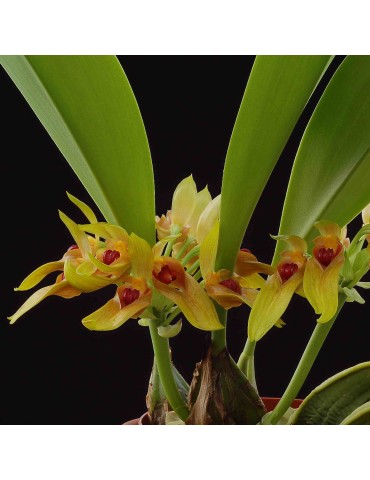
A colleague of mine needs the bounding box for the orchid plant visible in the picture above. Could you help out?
[3,55,370,425]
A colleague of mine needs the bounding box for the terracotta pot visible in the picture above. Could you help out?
[123,397,303,425]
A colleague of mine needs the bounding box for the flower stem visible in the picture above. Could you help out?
[264,293,346,425]
[211,303,227,355]
[181,245,200,266]
[148,323,189,421]
[237,339,257,390]
[175,237,194,260]
[186,259,200,275]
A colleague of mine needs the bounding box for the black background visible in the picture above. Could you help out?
[1,56,369,424]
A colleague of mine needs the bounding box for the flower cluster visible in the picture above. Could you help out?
[9,178,370,343]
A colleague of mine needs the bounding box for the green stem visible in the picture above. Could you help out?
[193,270,202,281]
[211,303,227,355]
[181,245,200,266]
[237,339,257,390]
[165,306,181,325]
[265,293,347,425]
[149,323,189,421]
[186,259,200,275]
[164,226,181,256]
[175,237,195,260]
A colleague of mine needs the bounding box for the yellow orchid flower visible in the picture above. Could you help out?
[200,221,274,310]
[303,221,345,323]
[9,194,131,323]
[155,175,212,241]
[82,233,223,332]
[248,236,307,342]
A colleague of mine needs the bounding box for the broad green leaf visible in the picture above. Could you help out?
[216,55,333,271]
[341,401,370,425]
[0,55,155,244]
[292,362,370,425]
[274,56,370,263]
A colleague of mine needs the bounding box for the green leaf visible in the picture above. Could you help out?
[274,56,370,263]
[0,55,155,244]
[341,401,370,425]
[216,55,333,271]
[292,362,370,424]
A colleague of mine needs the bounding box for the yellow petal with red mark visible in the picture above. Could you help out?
[64,259,118,292]
[314,220,342,238]
[188,186,212,237]
[248,269,304,342]
[8,281,80,324]
[66,192,97,224]
[88,253,131,275]
[82,289,152,331]
[197,194,221,244]
[129,233,154,280]
[153,257,186,289]
[200,220,219,278]
[79,222,129,243]
[16,261,64,291]
[153,273,223,331]
[303,253,344,323]
[59,211,91,260]
[171,175,197,226]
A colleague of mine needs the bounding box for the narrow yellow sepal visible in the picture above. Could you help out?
[8,281,80,324]
[79,222,129,243]
[66,192,97,224]
[16,261,64,291]
[59,211,91,260]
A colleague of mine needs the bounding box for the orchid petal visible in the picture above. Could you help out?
[75,261,97,276]
[8,281,80,324]
[303,253,344,323]
[16,261,64,291]
[200,220,219,278]
[238,273,265,289]
[59,211,91,259]
[362,204,370,225]
[206,283,258,309]
[82,289,152,331]
[314,220,342,238]
[87,253,130,275]
[197,194,221,244]
[153,272,223,331]
[79,222,129,243]
[171,175,197,226]
[188,186,212,237]
[235,250,275,277]
[129,233,154,280]
[66,192,97,224]
[248,269,304,341]
[64,259,119,292]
